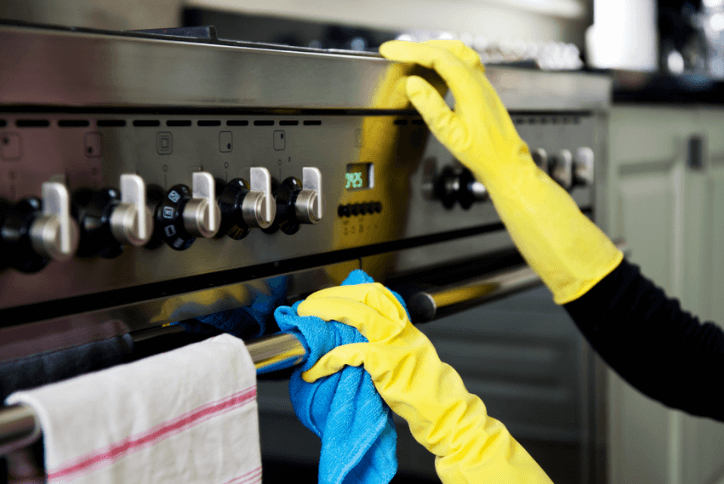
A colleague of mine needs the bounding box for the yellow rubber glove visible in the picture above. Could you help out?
[298,283,553,484]
[379,40,622,304]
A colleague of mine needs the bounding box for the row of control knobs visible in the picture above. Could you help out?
[431,146,594,209]
[0,167,324,273]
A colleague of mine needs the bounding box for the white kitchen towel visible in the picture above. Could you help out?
[5,333,261,484]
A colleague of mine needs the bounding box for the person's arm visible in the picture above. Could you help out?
[378,39,724,422]
[565,259,724,422]
[298,283,554,484]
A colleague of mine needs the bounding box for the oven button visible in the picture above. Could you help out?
[152,171,220,251]
[549,149,573,189]
[433,166,459,209]
[457,168,488,209]
[73,174,154,258]
[573,147,594,186]
[0,181,79,273]
[216,167,276,239]
[433,165,486,209]
[532,148,548,171]
[110,174,154,247]
[274,167,325,235]
[182,172,221,239]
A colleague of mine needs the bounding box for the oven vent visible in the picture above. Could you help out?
[16,119,50,128]
[167,120,191,127]
[198,120,221,126]
[227,120,248,126]
[58,120,90,127]
[254,120,275,126]
[303,120,321,126]
[279,120,298,126]
[97,120,126,127]
[132,120,160,127]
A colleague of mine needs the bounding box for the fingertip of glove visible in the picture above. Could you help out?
[405,76,429,96]
[379,40,408,59]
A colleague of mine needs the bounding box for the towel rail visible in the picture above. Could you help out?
[0,331,306,456]
[0,239,628,456]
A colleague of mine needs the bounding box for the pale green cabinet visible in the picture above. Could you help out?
[606,105,724,484]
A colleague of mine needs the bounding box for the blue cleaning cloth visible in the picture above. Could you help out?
[179,276,287,339]
[274,269,405,484]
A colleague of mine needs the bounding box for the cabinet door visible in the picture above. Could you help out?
[606,106,693,484]
[680,107,724,484]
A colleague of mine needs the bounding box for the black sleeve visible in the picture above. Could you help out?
[564,258,724,422]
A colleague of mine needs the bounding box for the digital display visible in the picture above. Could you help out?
[345,163,373,190]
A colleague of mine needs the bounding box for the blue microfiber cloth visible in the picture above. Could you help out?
[178,276,288,339]
[273,269,404,484]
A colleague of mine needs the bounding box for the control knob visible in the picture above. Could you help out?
[573,147,595,186]
[433,165,487,209]
[531,148,548,172]
[73,174,153,258]
[549,149,573,190]
[216,167,276,239]
[273,167,325,235]
[153,172,220,251]
[0,181,79,273]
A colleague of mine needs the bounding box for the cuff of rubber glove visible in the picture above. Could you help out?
[553,249,624,305]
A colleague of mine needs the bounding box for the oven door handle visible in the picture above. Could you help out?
[407,239,629,323]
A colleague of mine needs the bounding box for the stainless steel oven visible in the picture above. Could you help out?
[0,23,612,483]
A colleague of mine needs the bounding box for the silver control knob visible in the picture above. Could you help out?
[110,174,154,246]
[574,147,595,186]
[295,167,325,224]
[29,181,79,262]
[532,148,548,171]
[550,149,573,189]
[242,167,276,229]
[182,172,221,238]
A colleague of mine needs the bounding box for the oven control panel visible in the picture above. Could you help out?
[0,111,599,309]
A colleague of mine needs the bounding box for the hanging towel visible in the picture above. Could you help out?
[5,334,261,484]
[273,269,402,484]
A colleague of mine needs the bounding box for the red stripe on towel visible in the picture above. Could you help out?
[224,466,263,484]
[48,386,257,480]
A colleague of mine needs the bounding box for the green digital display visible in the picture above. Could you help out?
[345,163,373,190]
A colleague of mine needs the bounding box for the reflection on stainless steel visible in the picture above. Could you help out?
[0,25,608,110]
[249,332,306,373]
[0,404,37,456]
[0,331,306,456]
[409,265,541,323]
[408,240,629,323]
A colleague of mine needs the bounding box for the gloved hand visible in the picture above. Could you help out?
[379,40,622,304]
[298,283,553,484]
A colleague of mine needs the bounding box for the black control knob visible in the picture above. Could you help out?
[72,187,124,258]
[216,178,252,240]
[152,172,221,251]
[457,168,488,209]
[1,198,48,273]
[153,184,196,251]
[433,166,459,209]
[0,182,79,272]
[273,167,325,236]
